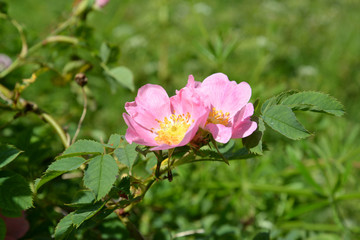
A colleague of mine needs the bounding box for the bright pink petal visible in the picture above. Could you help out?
[206,123,233,143]
[220,81,251,117]
[123,113,157,146]
[126,84,171,129]
[199,73,252,118]
[231,103,257,138]
[186,75,201,88]
[199,73,229,109]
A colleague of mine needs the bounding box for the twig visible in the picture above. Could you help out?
[72,86,87,144]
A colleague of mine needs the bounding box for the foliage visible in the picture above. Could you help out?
[1,0,360,239]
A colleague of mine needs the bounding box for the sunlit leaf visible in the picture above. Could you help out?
[83,154,118,200]
[47,157,86,172]
[54,212,75,240]
[262,105,311,140]
[59,140,104,159]
[106,66,134,92]
[114,144,137,171]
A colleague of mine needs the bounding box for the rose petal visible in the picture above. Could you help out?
[123,113,157,146]
[206,123,233,143]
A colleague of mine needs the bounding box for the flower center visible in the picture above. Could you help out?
[154,113,193,145]
[206,107,230,126]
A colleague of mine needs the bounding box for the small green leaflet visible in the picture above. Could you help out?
[71,201,105,227]
[47,157,86,172]
[280,91,345,116]
[114,144,137,171]
[0,144,23,168]
[35,171,66,192]
[83,154,118,200]
[262,105,311,140]
[59,140,104,159]
[106,66,135,92]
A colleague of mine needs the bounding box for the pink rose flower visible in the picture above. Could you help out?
[95,0,110,8]
[0,211,29,240]
[123,84,209,150]
[195,73,257,143]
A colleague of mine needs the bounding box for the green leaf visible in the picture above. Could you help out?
[59,140,104,159]
[114,144,137,171]
[54,212,76,240]
[103,134,123,148]
[280,91,345,116]
[106,66,134,92]
[83,155,118,200]
[71,201,105,227]
[100,42,111,63]
[262,105,311,140]
[34,171,66,192]
[67,190,95,207]
[0,217,5,240]
[0,144,23,168]
[0,171,33,211]
[261,90,299,114]
[253,232,270,240]
[242,117,265,155]
[47,157,86,172]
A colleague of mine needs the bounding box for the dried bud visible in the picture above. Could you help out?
[75,73,88,87]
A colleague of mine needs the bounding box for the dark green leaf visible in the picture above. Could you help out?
[280,91,345,116]
[0,171,33,211]
[243,117,265,155]
[0,144,23,168]
[47,157,86,172]
[114,144,137,171]
[253,232,270,240]
[106,66,134,91]
[67,190,96,207]
[83,155,118,200]
[71,201,105,227]
[34,171,66,192]
[262,105,311,140]
[54,213,76,240]
[59,140,104,159]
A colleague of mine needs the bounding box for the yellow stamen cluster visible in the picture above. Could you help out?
[206,107,230,126]
[154,112,194,145]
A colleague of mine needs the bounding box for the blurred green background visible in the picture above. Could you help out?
[1,0,360,239]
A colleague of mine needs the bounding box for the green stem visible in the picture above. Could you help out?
[41,113,70,149]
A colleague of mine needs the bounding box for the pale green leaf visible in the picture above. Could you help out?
[47,157,86,172]
[262,105,311,140]
[100,42,111,63]
[114,144,137,171]
[0,171,33,211]
[59,140,104,159]
[0,144,23,168]
[83,155,118,200]
[280,91,345,116]
[107,66,134,91]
